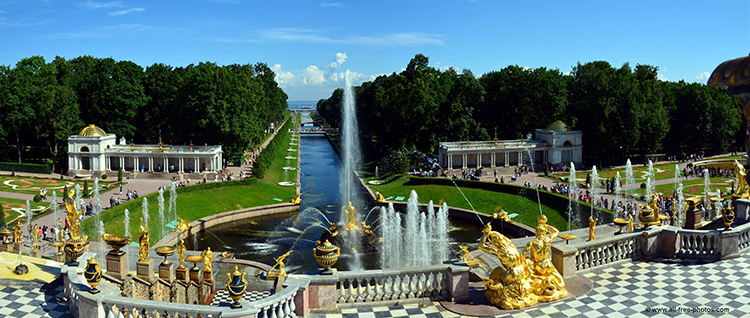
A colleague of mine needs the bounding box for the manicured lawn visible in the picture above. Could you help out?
[82,113,300,243]
[0,174,122,196]
[629,177,735,198]
[1,197,50,225]
[368,175,574,231]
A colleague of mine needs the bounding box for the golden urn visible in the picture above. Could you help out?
[225,266,248,309]
[0,227,12,244]
[723,207,736,230]
[314,240,340,273]
[638,205,661,228]
[102,234,131,256]
[84,255,103,294]
[155,246,177,266]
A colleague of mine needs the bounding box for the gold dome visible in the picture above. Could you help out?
[78,125,107,137]
[545,120,570,132]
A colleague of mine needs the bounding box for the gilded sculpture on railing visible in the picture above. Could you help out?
[588,216,598,241]
[479,215,568,310]
[63,189,89,265]
[202,247,214,271]
[344,201,359,231]
[733,160,749,198]
[138,218,150,262]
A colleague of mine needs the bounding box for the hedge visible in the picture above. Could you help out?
[0,162,52,174]
[252,118,292,179]
[404,177,615,226]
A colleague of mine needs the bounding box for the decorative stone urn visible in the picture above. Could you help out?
[723,207,736,230]
[84,255,103,294]
[314,240,340,274]
[638,205,660,229]
[226,266,247,309]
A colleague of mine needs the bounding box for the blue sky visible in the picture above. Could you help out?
[1,0,748,100]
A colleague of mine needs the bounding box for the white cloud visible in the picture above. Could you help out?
[320,2,343,8]
[53,23,151,38]
[271,54,378,100]
[327,52,347,72]
[80,1,123,9]
[110,8,145,16]
[695,71,711,81]
[302,65,326,85]
[657,67,668,81]
[257,28,444,46]
[433,62,455,72]
[271,64,296,85]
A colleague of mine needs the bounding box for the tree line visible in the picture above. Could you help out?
[0,56,288,171]
[317,54,743,164]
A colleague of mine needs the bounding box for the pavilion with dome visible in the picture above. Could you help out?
[67,124,223,177]
[437,120,582,170]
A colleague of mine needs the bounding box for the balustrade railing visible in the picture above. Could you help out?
[733,222,750,252]
[100,301,223,318]
[335,265,450,303]
[676,229,721,259]
[574,232,641,272]
[252,285,298,318]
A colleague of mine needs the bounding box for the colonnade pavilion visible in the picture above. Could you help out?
[67,125,223,177]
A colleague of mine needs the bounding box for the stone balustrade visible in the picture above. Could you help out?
[676,229,721,259]
[572,231,642,273]
[335,265,451,303]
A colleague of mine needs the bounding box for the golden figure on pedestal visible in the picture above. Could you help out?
[291,193,302,205]
[268,250,293,277]
[479,215,568,310]
[344,201,359,231]
[734,160,749,198]
[588,216,598,241]
[138,218,150,262]
[628,214,634,232]
[13,223,22,244]
[32,225,40,252]
[375,191,386,203]
[63,189,89,265]
[459,246,479,266]
[177,239,186,269]
[202,247,214,271]
[172,218,191,233]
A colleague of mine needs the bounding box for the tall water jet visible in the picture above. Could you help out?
[645,177,653,201]
[51,190,59,233]
[93,177,101,241]
[74,184,82,211]
[169,181,178,223]
[157,187,166,241]
[405,191,420,267]
[375,166,379,181]
[142,197,149,231]
[625,159,634,202]
[124,209,131,238]
[436,202,450,263]
[647,160,656,197]
[567,162,578,231]
[674,184,685,227]
[419,212,429,266]
[703,168,711,219]
[614,172,622,217]
[340,70,361,205]
[590,166,599,220]
[523,148,544,216]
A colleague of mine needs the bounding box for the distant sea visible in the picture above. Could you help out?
[287,101,317,110]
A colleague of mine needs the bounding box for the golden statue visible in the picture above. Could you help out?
[57,219,64,242]
[344,201,358,231]
[137,218,150,262]
[460,246,479,266]
[177,239,186,268]
[479,222,538,309]
[588,216,598,241]
[627,214,634,232]
[375,191,386,203]
[269,250,293,277]
[172,218,191,233]
[647,193,661,224]
[64,189,86,241]
[493,209,511,222]
[291,193,302,205]
[202,247,214,271]
[13,223,22,244]
[521,215,568,302]
[32,225,40,252]
[734,160,749,198]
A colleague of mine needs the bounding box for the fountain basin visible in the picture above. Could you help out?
[277,182,296,187]
[282,167,296,171]
[285,156,296,160]
[368,180,384,185]
[286,149,297,152]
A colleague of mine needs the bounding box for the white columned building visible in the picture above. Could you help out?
[68,125,223,177]
[438,121,583,170]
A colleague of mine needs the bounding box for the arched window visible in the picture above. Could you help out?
[80,146,90,152]
[563,140,572,147]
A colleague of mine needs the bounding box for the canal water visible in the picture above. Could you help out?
[186,112,483,273]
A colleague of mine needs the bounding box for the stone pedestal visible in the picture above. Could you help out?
[136,259,155,282]
[202,269,214,294]
[31,250,41,258]
[734,198,750,221]
[552,244,578,279]
[189,267,202,283]
[176,266,188,283]
[55,253,66,263]
[106,253,128,280]
[13,243,21,254]
[3,243,12,253]
[159,263,174,282]
[685,208,703,229]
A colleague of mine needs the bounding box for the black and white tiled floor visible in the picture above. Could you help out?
[211,289,273,306]
[3,253,750,317]
[310,252,750,318]
[0,279,70,318]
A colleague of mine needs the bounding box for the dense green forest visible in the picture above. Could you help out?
[317,54,743,164]
[0,56,288,172]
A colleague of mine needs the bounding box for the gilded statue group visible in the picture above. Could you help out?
[479,215,568,309]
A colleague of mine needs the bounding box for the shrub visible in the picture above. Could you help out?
[544,162,549,176]
[0,162,52,174]
[380,148,426,179]
[118,168,123,182]
[33,194,42,203]
[0,205,5,228]
[101,174,108,180]
[83,180,89,198]
[640,182,646,189]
